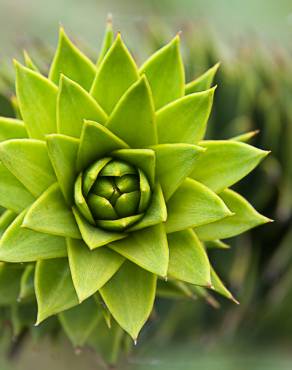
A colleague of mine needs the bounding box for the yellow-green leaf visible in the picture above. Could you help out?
[168,229,211,286]
[35,258,79,324]
[106,76,157,147]
[67,238,124,302]
[77,120,128,172]
[97,16,114,67]
[0,211,67,262]
[72,207,126,249]
[109,224,169,277]
[57,75,107,138]
[91,34,139,114]
[151,143,205,200]
[100,261,157,340]
[196,189,271,241]
[0,162,35,213]
[46,134,79,205]
[0,117,27,142]
[190,140,269,193]
[156,89,215,144]
[0,139,56,197]
[139,36,185,110]
[49,27,96,90]
[165,178,232,233]
[23,183,81,239]
[15,62,58,139]
[185,63,219,94]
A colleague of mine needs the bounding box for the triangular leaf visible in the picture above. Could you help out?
[106,76,157,147]
[0,162,34,213]
[49,27,96,90]
[196,189,271,241]
[23,183,81,239]
[67,238,124,302]
[72,207,126,249]
[0,210,16,237]
[0,117,27,141]
[35,258,79,324]
[139,36,185,109]
[57,75,107,138]
[156,89,215,144]
[100,261,157,340]
[167,229,211,286]
[190,140,269,193]
[77,120,128,172]
[91,34,139,114]
[185,63,219,94]
[0,211,67,262]
[46,134,79,204]
[230,130,259,143]
[23,50,40,72]
[0,139,56,197]
[165,178,232,233]
[97,16,114,67]
[15,62,58,139]
[204,240,230,249]
[151,143,204,200]
[59,298,101,347]
[109,224,169,277]
[128,183,167,231]
[210,266,238,303]
[112,148,155,187]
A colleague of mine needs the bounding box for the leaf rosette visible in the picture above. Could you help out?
[0,20,271,343]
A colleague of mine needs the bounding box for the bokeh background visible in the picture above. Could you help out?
[1,0,292,369]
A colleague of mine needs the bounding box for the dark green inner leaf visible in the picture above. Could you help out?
[73,157,152,232]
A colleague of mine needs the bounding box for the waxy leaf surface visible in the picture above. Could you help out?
[23,183,81,239]
[57,75,107,138]
[168,229,211,286]
[139,36,184,109]
[106,77,157,147]
[190,140,269,193]
[157,89,215,144]
[49,28,96,90]
[109,224,169,277]
[35,258,79,324]
[91,34,139,114]
[100,261,157,340]
[0,211,67,262]
[67,238,124,302]
[196,189,270,240]
[0,139,56,197]
[166,178,231,233]
[15,63,57,139]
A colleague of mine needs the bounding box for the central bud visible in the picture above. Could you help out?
[74,158,152,232]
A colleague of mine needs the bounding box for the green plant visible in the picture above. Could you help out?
[0,19,270,358]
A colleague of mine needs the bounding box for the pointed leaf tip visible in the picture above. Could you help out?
[139,36,185,109]
[157,88,215,144]
[185,63,220,94]
[106,75,157,148]
[49,26,96,90]
[91,32,139,114]
[100,261,157,339]
[15,63,58,139]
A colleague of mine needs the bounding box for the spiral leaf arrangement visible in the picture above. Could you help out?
[0,19,270,346]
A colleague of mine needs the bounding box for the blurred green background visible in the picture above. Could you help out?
[1,0,292,56]
[1,0,292,369]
